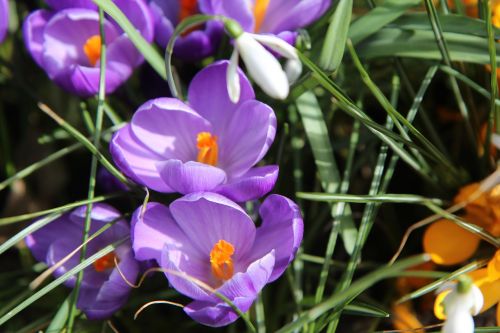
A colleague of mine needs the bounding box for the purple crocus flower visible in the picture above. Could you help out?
[25,204,139,320]
[0,0,8,43]
[23,0,154,97]
[149,0,222,61]
[132,192,303,327]
[110,60,278,202]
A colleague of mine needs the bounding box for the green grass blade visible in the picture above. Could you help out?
[164,14,216,99]
[349,0,421,45]
[0,213,62,255]
[275,254,430,333]
[37,103,131,187]
[47,295,74,333]
[319,0,352,71]
[0,193,123,226]
[343,301,389,318]
[296,193,443,205]
[0,143,79,192]
[397,259,487,303]
[91,0,166,79]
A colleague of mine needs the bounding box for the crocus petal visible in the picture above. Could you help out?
[45,0,97,10]
[174,21,223,61]
[187,60,255,134]
[198,0,254,32]
[41,9,118,73]
[157,160,227,194]
[56,65,124,97]
[114,0,154,42]
[78,245,139,320]
[161,243,212,300]
[25,214,82,263]
[130,98,212,161]
[184,251,275,327]
[110,124,171,192]
[131,202,192,262]
[0,0,8,43]
[227,48,241,104]
[218,100,276,177]
[236,33,289,100]
[423,219,480,266]
[249,195,303,282]
[169,192,256,261]
[23,10,53,67]
[215,165,279,202]
[260,0,331,33]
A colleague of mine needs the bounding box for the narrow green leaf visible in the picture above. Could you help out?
[358,28,500,65]
[0,193,123,226]
[47,295,74,333]
[297,192,443,205]
[343,301,389,318]
[319,0,353,71]
[275,254,430,333]
[349,0,421,45]
[397,260,487,303]
[0,213,61,255]
[92,0,166,79]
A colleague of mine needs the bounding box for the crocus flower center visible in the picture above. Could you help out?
[253,0,270,32]
[93,252,117,272]
[196,132,218,166]
[210,240,234,281]
[83,35,102,67]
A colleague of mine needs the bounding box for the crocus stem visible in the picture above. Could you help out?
[66,8,107,332]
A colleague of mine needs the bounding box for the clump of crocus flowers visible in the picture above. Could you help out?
[18,0,342,327]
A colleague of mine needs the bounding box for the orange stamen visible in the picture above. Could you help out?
[253,0,270,32]
[210,240,234,281]
[83,35,102,67]
[179,0,198,21]
[196,132,218,166]
[93,252,117,272]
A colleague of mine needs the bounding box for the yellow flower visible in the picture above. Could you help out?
[423,183,500,266]
[435,251,500,326]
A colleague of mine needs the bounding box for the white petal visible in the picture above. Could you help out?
[227,48,241,104]
[492,133,500,149]
[235,33,289,100]
[285,57,302,84]
[470,285,484,315]
[249,33,299,60]
[443,310,475,333]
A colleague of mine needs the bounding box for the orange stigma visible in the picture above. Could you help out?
[93,252,117,272]
[253,0,270,32]
[196,132,218,166]
[83,35,102,67]
[179,0,198,21]
[210,240,234,281]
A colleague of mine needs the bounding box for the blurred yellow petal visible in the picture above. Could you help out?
[434,290,451,320]
[488,250,500,281]
[423,219,480,265]
[392,302,424,333]
[470,268,500,312]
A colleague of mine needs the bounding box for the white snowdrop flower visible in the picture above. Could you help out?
[224,19,300,103]
[437,276,483,333]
